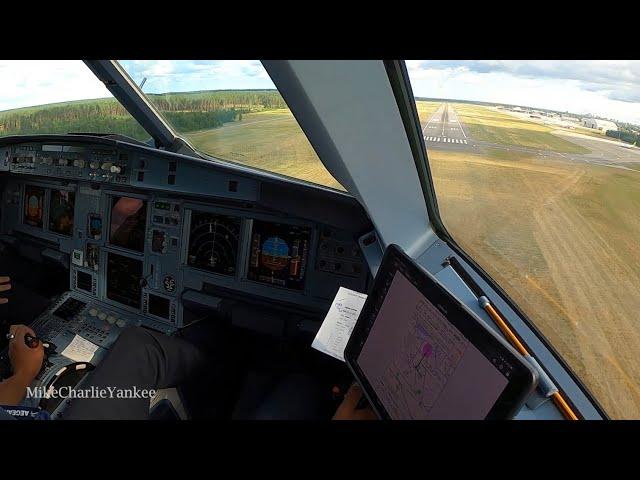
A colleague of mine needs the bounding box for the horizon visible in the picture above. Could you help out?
[1,91,634,127]
[0,60,638,126]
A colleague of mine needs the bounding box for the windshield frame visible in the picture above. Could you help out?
[84,60,182,151]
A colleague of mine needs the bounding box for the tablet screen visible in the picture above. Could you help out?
[357,269,512,420]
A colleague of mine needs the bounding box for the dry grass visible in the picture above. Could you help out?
[185,110,344,191]
[429,149,640,419]
[451,103,590,154]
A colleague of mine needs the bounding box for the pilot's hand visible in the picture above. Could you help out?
[0,276,11,304]
[8,324,44,382]
[332,383,378,420]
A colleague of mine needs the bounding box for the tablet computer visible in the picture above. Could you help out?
[345,244,537,420]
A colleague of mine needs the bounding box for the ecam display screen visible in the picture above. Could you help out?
[109,196,147,252]
[24,185,45,228]
[106,252,143,309]
[357,270,510,420]
[49,190,75,236]
[148,294,171,319]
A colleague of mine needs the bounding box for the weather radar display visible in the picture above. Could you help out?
[248,220,311,290]
[187,210,241,276]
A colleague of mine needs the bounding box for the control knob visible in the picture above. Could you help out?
[89,308,98,317]
[116,319,126,328]
[89,161,100,170]
[101,162,113,171]
[73,159,85,168]
[58,159,68,166]
[110,165,122,174]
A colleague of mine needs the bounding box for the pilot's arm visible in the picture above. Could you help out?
[0,325,44,405]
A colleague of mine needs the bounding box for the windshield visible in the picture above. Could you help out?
[117,60,344,191]
[0,60,150,142]
[407,60,640,419]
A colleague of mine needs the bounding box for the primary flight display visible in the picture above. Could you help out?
[248,220,311,291]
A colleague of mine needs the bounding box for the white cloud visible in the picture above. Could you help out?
[118,60,274,93]
[407,60,640,124]
[0,60,112,112]
[1,60,637,125]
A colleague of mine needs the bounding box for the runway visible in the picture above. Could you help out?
[420,103,640,172]
[422,103,474,151]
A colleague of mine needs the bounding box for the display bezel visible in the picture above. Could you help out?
[185,208,242,278]
[146,291,173,321]
[75,269,94,294]
[345,244,538,420]
[22,184,46,229]
[245,219,312,292]
[104,250,144,311]
[106,192,149,254]
[20,182,77,240]
[48,188,76,237]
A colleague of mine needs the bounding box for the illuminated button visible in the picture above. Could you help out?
[116,319,126,328]
[88,308,98,317]
[106,315,116,324]
[97,312,107,321]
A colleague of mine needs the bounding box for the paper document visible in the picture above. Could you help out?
[312,287,368,361]
[61,335,99,363]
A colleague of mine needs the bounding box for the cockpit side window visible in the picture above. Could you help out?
[405,60,640,419]
[0,61,150,142]
[117,60,344,191]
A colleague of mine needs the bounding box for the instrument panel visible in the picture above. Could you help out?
[187,211,241,276]
[0,137,371,333]
[247,220,310,290]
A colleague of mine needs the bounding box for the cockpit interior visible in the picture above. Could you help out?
[0,60,617,421]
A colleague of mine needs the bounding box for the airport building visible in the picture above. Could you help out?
[582,117,618,132]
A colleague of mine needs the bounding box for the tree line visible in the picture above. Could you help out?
[606,129,639,145]
[0,90,286,141]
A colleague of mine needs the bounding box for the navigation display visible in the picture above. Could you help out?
[24,185,45,228]
[109,196,147,252]
[49,189,75,236]
[247,220,311,290]
[106,252,143,309]
[187,210,240,276]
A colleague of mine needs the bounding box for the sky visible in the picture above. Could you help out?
[0,60,638,125]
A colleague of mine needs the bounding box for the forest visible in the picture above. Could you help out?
[0,90,287,141]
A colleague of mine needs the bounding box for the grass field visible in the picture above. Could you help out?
[452,103,591,154]
[418,104,640,418]
[185,109,344,191]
